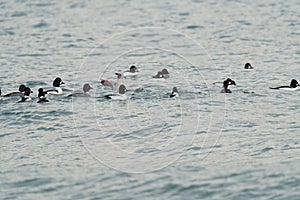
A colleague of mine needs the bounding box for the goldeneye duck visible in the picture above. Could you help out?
[100,79,113,88]
[269,79,300,91]
[153,69,170,79]
[100,73,124,89]
[152,71,164,78]
[105,84,127,100]
[123,65,139,77]
[170,87,179,98]
[18,87,32,103]
[221,78,236,93]
[68,83,93,97]
[37,88,49,103]
[161,68,170,78]
[3,84,26,97]
[46,77,65,95]
[244,63,254,69]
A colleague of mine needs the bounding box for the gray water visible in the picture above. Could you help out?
[1,0,300,199]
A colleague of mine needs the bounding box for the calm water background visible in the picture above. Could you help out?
[1,0,300,199]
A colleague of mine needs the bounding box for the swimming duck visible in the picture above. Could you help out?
[269,79,300,91]
[123,65,139,77]
[3,84,26,97]
[45,77,65,95]
[244,63,254,69]
[152,68,170,79]
[68,83,93,97]
[161,68,170,78]
[37,88,49,103]
[105,84,127,100]
[152,71,164,78]
[18,87,32,103]
[100,73,124,89]
[170,87,179,98]
[221,78,236,93]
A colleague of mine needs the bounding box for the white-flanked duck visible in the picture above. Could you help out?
[270,79,299,91]
[123,65,139,77]
[105,84,127,100]
[46,77,65,95]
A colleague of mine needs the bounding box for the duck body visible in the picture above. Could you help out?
[100,73,124,89]
[269,79,300,91]
[221,78,236,93]
[106,94,127,100]
[170,87,179,98]
[153,68,170,79]
[45,77,64,95]
[105,84,127,100]
[152,71,164,79]
[3,84,26,97]
[68,83,93,97]
[244,63,254,69]
[123,65,139,77]
[18,87,32,103]
[37,88,49,103]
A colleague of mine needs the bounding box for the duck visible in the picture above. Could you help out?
[152,71,164,78]
[221,78,236,93]
[45,77,65,95]
[244,63,254,69]
[170,87,179,98]
[123,65,139,77]
[100,79,113,88]
[269,79,300,91]
[18,87,32,103]
[100,73,124,89]
[105,84,127,100]
[161,68,170,78]
[37,88,49,103]
[68,83,93,97]
[3,84,26,97]
[152,68,170,79]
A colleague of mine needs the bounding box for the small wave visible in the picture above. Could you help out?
[11,177,53,188]
[11,12,27,17]
[32,21,50,28]
[17,53,50,57]
[179,12,190,16]
[0,133,13,138]
[186,25,204,29]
